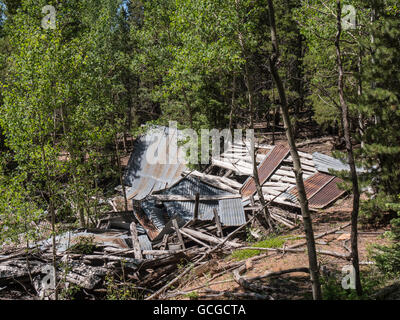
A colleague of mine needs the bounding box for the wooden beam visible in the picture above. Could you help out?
[211,159,252,175]
[160,234,169,250]
[179,230,211,248]
[130,222,143,260]
[172,219,186,250]
[181,228,241,248]
[213,209,223,238]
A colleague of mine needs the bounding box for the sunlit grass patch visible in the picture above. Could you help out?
[229,236,288,261]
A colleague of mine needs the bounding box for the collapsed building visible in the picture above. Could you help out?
[0,126,362,298]
[115,126,358,253]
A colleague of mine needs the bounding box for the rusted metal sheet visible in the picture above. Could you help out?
[241,145,290,197]
[133,206,161,241]
[308,177,346,209]
[288,173,345,209]
[290,172,334,199]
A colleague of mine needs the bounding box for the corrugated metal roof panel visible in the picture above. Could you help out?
[308,177,346,209]
[241,145,290,197]
[218,199,246,226]
[138,234,153,259]
[138,234,152,251]
[161,176,245,226]
[290,172,334,199]
[312,152,365,174]
[286,173,346,209]
[124,126,188,200]
[140,176,246,232]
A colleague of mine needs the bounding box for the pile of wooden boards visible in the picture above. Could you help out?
[0,212,246,300]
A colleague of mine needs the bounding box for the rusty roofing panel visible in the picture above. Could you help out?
[308,177,345,209]
[241,145,290,197]
[290,172,334,199]
[133,206,161,241]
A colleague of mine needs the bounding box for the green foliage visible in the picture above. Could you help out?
[0,168,44,244]
[372,244,400,276]
[370,195,400,275]
[230,235,287,261]
[59,283,81,300]
[185,291,199,300]
[321,268,385,300]
[105,274,144,300]
[358,1,400,199]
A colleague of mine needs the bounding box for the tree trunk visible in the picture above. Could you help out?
[267,0,322,300]
[115,136,128,212]
[335,0,362,296]
[49,201,58,300]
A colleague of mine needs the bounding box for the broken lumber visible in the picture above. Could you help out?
[130,222,143,260]
[181,228,241,248]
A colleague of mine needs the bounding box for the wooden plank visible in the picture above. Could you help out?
[211,159,252,175]
[223,169,233,178]
[130,222,143,260]
[261,187,283,196]
[298,151,314,160]
[179,230,211,248]
[160,234,169,250]
[184,170,242,189]
[261,184,289,192]
[184,171,239,194]
[280,165,316,174]
[172,219,186,250]
[219,158,253,170]
[286,156,315,167]
[149,194,242,202]
[263,181,293,188]
[181,228,241,248]
[275,169,296,178]
[269,174,296,184]
[244,194,302,209]
[218,176,242,189]
[141,250,184,256]
[213,209,223,238]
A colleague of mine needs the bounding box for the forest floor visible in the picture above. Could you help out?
[171,196,393,300]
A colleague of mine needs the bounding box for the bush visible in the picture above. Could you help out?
[371,195,400,276]
[321,267,386,300]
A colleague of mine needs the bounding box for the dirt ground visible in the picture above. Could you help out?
[172,196,391,300]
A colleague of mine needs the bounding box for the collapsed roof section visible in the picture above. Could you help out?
[134,176,246,241]
[123,126,187,201]
[208,141,351,211]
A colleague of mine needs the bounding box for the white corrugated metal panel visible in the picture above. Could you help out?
[124,126,188,200]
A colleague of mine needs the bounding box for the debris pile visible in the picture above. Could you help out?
[0,127,358,299]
